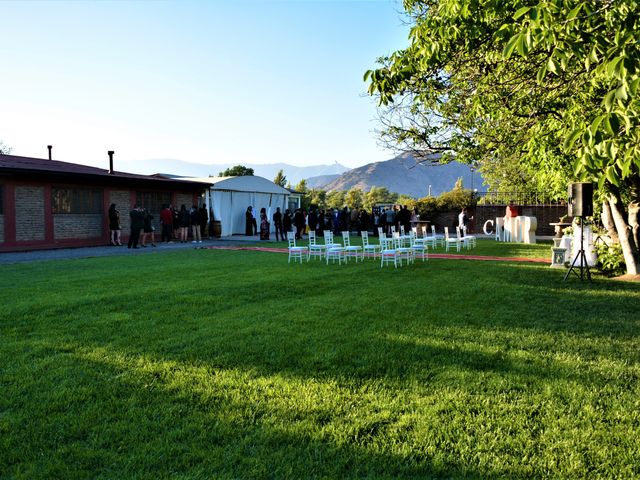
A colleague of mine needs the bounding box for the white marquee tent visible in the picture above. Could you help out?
[184,175,291,237]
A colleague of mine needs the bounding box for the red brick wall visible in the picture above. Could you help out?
[0,178,204,251]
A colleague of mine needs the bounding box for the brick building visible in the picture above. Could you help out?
[0,153,211,251]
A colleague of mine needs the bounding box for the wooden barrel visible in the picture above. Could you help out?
[212,220,221,238]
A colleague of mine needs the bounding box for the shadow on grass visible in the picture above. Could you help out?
[3,339,491,479]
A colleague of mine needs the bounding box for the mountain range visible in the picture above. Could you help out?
[124,153,483,198]
[123,158,349,185]
[309,153,484,197]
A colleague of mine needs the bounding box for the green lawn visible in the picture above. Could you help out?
[1,244,639,479]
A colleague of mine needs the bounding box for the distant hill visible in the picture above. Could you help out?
[305,174,341,189]
[120,158,349,185]
[320,153,484,197]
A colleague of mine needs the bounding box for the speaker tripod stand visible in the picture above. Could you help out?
[563,216,592,282]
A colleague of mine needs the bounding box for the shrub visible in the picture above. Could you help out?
[596,242,626,277]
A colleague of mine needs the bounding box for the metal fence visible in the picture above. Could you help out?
[475,191,565,206]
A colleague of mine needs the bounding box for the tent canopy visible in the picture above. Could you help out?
[183,175,290,236]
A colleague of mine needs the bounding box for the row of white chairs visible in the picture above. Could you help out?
[443,226,477,252]
[287,225,476,265]
[288,230,429,268]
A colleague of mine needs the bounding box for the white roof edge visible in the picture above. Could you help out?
[181,175,291,194]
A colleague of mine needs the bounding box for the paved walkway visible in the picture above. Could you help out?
[0,236,270,265]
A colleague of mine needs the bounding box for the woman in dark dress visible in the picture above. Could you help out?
[245,206,255,236]
[140,208,156,247]
[178,204,190,243]
[282,209,292,241]
[108,203,122,246]
[259,207,270,240]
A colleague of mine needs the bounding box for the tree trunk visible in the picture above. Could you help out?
[608,194,640,275]
[601,200,620,244]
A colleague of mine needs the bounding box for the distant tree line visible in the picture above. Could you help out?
[281,171,475,218]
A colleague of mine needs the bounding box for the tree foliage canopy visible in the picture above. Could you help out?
[218,165,254,177]
[273,169,287,187]
[365,0,640,274]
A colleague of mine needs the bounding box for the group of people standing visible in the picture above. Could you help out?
[107,203,210,250]
[374,205,415,236]
[159,204,209,244]
[108,203,156,249]
[246,205,378,242]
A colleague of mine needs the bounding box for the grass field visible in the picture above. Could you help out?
[1,241,639,479]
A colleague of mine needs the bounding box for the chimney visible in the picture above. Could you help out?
[108,151,114,174]
[47,145,52,160]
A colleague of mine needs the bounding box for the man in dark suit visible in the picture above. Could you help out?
[128,205,144,249]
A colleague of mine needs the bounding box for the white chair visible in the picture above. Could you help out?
[409,230,425,247]
[444,227,462,252]
[431,225,444,248]
[380,236,398,268]
[341,231,363,262]
[324,230,345,264]
[461,226,477,249]
[420,226,435,249]
[325,244,345,265]
[399,226,411,247]
[394,234,413,266]
[308,231,326,261]
[323,230,341,252]
[361,231,380,259]
[410,234,429,262]
[287,236,308,263]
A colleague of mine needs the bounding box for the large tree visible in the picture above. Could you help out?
[366,0,640,274]
[219,165,254,176]
[273,169,287,187]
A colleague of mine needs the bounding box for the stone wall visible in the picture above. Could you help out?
[15,186,45,241]
[54,214,103,239]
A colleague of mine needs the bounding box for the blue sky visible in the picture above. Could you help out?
[1,0,409,171]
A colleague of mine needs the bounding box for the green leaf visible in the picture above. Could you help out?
[547,57,557,74]
[567,4,582,20]
[629,77,640,96]
[563,129,582,151]
[513,6,531,19]
[517,34,529,56]
[604,113,620,136]
[537,64,547,83]
[603,90,616,111]
[590,115,605,135]
[615,84,628,101]
[502,34,520,59]
[606,57,623,78]
[605,166,619,186]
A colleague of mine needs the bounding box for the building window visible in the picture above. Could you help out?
[136,191,172,215]
[52,188,103,214]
